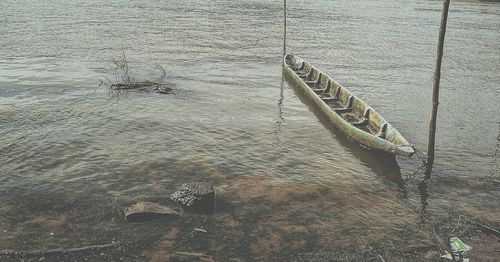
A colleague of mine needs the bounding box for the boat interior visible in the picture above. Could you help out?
[287,58,388,139]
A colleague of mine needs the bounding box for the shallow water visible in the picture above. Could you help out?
[0,0,499,261]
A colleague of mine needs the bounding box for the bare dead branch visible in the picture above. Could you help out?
[463,216,500,236]
[154,62,167,78]
[100,49,174,96]
[368,247,386,262]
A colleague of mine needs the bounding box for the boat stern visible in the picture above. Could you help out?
[395,145,416,157]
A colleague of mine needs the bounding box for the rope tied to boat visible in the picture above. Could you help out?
[405,145,429,182]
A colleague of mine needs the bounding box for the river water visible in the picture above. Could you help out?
[0,0,499,261]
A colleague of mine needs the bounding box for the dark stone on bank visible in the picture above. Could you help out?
[170,182,216,215]
[124,201,177,222]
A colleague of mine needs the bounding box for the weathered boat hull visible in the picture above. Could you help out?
[283,54,415,157]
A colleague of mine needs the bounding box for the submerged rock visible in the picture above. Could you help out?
[170,182,216,215]
[124,201,177,222]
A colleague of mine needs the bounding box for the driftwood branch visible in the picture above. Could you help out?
[463,216,500,236]
[368,247,386,262]
[99,49,174,97]
[431,222,457,261]
[155,62,167,78]
[111,49,132,84]
[0,242,118,257]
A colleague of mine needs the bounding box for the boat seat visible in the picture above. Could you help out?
[333,95,354,113]
[313,79,332,93]
[292,62,305,72]
[352,118,369,126]
[352,109,371,127]
[333,107,353,113]
[305,73,320,85]
[321,96,337,103]
[324,80,332,92]
[296,73,307,78]
[296,68,312,78]
[320,85,337,100]
[320,86,339,103]
[376,123,388,139]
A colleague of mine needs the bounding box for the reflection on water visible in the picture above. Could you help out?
[0,0,499,261]
[418,167,433,223]
[286,78,406,191]
[273,78,286,153]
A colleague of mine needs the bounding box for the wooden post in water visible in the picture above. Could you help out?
[427,0,451,165]
[283,0,287,57]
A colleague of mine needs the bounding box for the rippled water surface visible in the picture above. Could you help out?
[1,0,499,261]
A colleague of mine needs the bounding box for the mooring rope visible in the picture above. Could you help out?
[492,123,500,176]
[406,147,429,182]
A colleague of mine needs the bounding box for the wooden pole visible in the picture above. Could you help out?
[427,0,451,165]
[283,0,287,57]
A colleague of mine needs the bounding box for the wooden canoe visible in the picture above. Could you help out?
[283,54,415,157]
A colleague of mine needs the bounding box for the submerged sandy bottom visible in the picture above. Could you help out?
[1,159,498,261]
